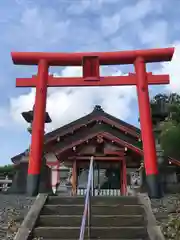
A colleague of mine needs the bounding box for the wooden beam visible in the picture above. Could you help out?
[16,73,169,87]
[11,47,174,66]
[44,116,141,145]
[54,131,143,156]
[68,156,124,161]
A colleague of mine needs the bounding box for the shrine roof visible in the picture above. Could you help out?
[46,123,143,156]
[44,105,140,144]
[11,105,141,164]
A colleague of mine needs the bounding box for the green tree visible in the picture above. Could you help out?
[160,121,180,159]
[151,93,180,159]
[0,164,15,175]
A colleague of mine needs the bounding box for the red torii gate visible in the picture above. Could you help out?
[11,48,174,198]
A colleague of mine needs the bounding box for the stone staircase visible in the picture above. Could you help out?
[31,196,150,239]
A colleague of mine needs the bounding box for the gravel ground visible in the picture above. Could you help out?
[151,193,180,239]
[0,193,34,240]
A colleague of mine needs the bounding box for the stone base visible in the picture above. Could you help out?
[8,163,28,194]
[9,159,53,196]
[146,174,162,199]
[27,174,39,196]
[38,158,53,195]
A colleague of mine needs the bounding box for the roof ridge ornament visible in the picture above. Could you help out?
[93,105,104,112]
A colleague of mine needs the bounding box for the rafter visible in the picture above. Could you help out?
[53,131,143,156]
[44,115,141,145]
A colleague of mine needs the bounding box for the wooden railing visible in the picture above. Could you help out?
[77,188,121,196]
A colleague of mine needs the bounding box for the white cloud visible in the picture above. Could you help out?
[120,0,162,23]
[139,20,168,47]
[10,89,36,125]
[7,6,70,50]
[100,0,163,37]
[158,43,180,93]
[101,14,121,37]
[67,0,91,15]
[8,66,136,132]
[67,0,119,15]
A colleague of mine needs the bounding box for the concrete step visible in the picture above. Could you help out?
[47,196,140,205]
[37,214,146,227]
[41,204,145,216]
[36,239,147,240]
[33,226,148,239]
[35,239,147,240]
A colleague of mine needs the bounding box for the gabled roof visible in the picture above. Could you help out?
[44,105,141,144]
[48,123,143,156]
[11,105,141,163]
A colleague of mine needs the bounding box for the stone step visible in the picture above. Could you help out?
[47,196,140,205]
[41,204,145,216]
[33,226,148,239]
[37,214,146,227]
[36,239,146,240]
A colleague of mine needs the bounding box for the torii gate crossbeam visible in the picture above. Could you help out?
[11,47,174,198]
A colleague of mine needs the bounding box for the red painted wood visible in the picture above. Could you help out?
[123,158,127,195]
[68,156,124,161]
[44,115,141,144]
[168,157,180,166]
[16,73,169,87]
[135,57,158,175]
[83,56,99,80]
[28,60,48,175]
[71,160,77,195]
[11,47,174,66]
[54,131,143,156]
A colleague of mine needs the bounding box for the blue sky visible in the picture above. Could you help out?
[0,0,180,166]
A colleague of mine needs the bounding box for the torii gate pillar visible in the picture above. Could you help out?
[135,57,160,197]
[27,60,48,195]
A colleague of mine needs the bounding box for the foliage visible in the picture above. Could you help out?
[161,214,180,240]
[151,93,180,159]
[0,164,15,174]
[159,121,180,159]
[151,93,180,124]
[135,138,143,149]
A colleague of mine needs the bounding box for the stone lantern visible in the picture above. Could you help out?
[21,105,52,134]
[21,105,52,155]
[151,94,168,165]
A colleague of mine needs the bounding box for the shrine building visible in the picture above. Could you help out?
[10,105,180,196]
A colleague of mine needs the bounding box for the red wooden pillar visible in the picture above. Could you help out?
[71,160,77,196]
[123,158,127,196]
[120,158,127,196]
[27,59,49,196]
[135,57,161,198]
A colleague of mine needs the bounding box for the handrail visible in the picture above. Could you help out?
[79,156,94,240]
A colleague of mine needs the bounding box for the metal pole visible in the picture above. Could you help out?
[91,158,94,197]
[87,189,91,239]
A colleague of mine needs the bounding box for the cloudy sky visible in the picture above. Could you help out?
[0,0,180,166]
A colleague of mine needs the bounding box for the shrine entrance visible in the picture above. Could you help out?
[11,47,174,198]
[75,158,127,196]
